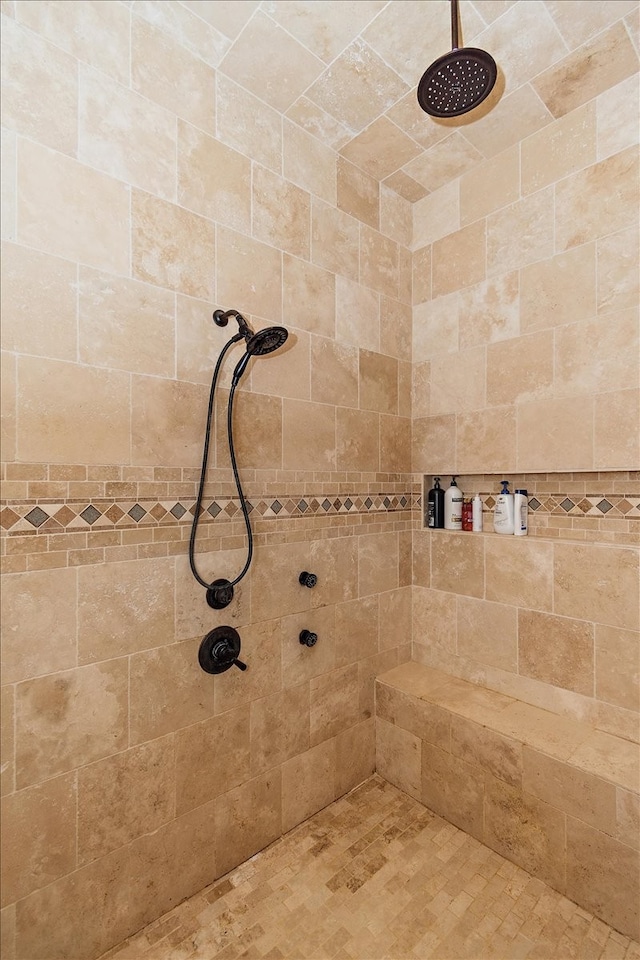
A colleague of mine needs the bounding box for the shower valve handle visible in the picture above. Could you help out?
[299,630,318,647]
[299,571,318,588]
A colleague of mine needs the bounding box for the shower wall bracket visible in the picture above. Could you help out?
[206,578,234,609]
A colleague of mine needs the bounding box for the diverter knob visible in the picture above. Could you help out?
[199,625,247,674]
[299,630,318,647]
[299,571,318,588]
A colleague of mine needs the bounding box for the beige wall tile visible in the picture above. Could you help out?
[1,128,16,241]
[378,587,411,652]
[413,586,458,658]
[411,361,430,420]
[305,37,408,132]
[79,267,176,376]
[218,226,282,323]
[412,181,460,249]
[516,396,594,471]
[412,246,431,307]
[487,331,554,406]
[1,16,77,155]
[430,347,486,416]
[493,700,591,762]
[251,540,314,625]
[79,66,176,201]
[596,625,640,712]
[545,0,638,50]
[430,535,484,600]
[132,17,216,135]
[335,718,375,796]
[380,297,412,363]
[132,190,215,300]
[555,146,639,251]
[432,220,486,298]
[78,736,175,865]
[460,146,520,225]
[597,74,640,160]
[16,0,131,83]
[129,639,215,745]
[175,707,249,814]
[571,731,639,793]
[337,157,379,230]
[216,74,281,172]
[459,272,520,348]
[0,905,14,960]
[131,374,208,468]
[1,773,76,906]
[380,186,412,249]
[285,96,351,152]
[336,407,379,472]
[521,102,597,195]
[554,311,639,398]
[451,715,522,786]
[384,169,427,203]
[532,21,638,119]
[360,225,399,300]
[411,415,456,474]
[284,121,336,205]
[358,531,399,598]
[478,0,567,94]
[456,406,517,474]
[176,293,235,386]
[594,389,640,469]
[220,10,323,113]
[250,328,309,400]
[1,569,77,684]
[554,542,639,631]
[487,187,554,277]
[77,558,175,664]
[1,686,14,798]
[1,243,77,360]
[16,660,128,789]
[518,610,594,696]
[334,596,378,668]
[375,681,449,747]
[341,116,421,181]
[335,275,379,351]
[17,356,130,465]
[250,685,310,777]
[18,140,129,275]
[616,788,640,850]
[281,739,336,832]
[178,122,250,232]
[214,769,282,875]
[484,775,566,890]
[213,617,282,716]
[380,414,410,473]
[252,164,310,260]
[0,351,15,462]
[359,349,398,414]
[310,663,360,746]
[519,244,597,333]
[485,537,554,612]
[523,746,617,835]
[281,605,336,689]
[134,1,230,68]
[404,133,484,194]
[421,741,484,841]
[310,536,359,609]
[460,84,552,160]
[376,716,421,800]
[174,547,252,642]
[311,200,359,281]
[413,293,459,361]
[284,255,335,339]
[310,336,358,407]
[283,397,335,471]
[597,226,640,315]
[566,816,639,940]
[456,596,518,672]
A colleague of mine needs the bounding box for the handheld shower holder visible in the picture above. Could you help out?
[206,578,234,609]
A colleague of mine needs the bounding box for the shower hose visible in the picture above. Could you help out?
[188,334,254,593]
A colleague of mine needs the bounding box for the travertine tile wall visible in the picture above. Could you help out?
[0,3,413,958]
[411,31,640,743]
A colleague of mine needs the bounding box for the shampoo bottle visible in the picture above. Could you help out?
[444,476,463,530]
[472,493,483,532]
[514,489,528,536]
[494,480,514,534]
[427,477,445,529]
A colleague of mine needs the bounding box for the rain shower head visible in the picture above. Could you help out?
[417,0,497,118]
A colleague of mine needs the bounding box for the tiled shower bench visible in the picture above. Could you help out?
[374,662,640,940]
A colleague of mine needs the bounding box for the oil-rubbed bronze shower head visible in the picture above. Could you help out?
[417,0,497,118]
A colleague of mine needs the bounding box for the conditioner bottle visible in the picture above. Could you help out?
[444,476,463,530]
[493,480,514,535]
[472,493,483,532]
[514,489,528,536]
[427,477,445,529]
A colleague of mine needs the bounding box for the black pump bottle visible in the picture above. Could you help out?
[427,477,445,529]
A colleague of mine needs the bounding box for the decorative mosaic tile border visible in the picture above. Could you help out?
[483,493,640,519]
[0,493,418,535]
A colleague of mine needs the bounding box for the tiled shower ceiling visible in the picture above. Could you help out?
[169,0,639,203]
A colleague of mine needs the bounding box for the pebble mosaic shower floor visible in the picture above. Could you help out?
[101,777,639,960]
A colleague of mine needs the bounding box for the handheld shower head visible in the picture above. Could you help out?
[232,326,289,384]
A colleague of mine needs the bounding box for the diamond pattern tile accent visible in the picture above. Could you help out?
[80,505,101,525]
[206,502,221,518]
[25,506,49,528]
[171,503,187,519]
[128,504,147,522]
[596,499,614,514]
[559,498,575,512]
[0,507,20,529]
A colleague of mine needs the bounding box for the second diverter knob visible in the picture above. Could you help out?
[299,629,318,647]
[299,571,318,588]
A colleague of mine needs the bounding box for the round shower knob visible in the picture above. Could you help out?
[299,571,318,588]
[199,626,247,674]
[299,630,318,647]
